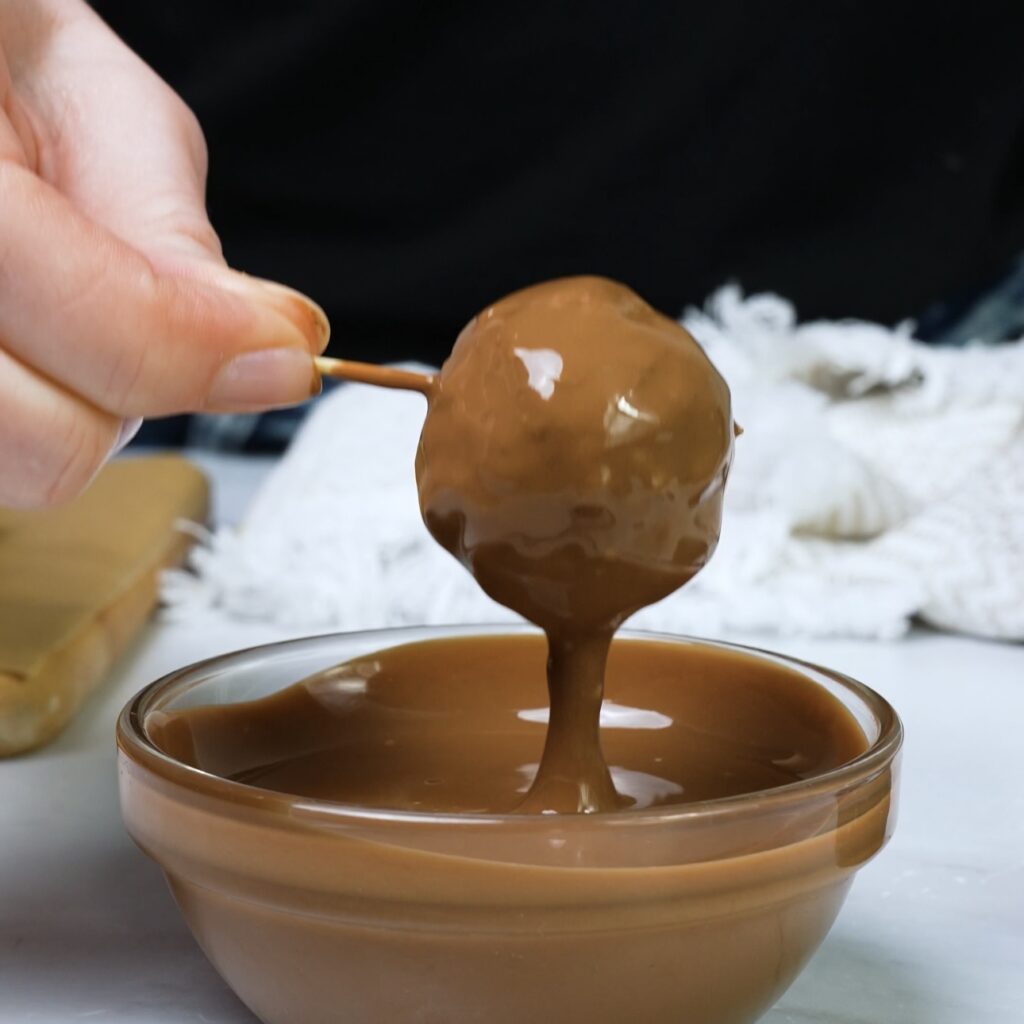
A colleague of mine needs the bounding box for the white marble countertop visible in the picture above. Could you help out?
[1,454,1023,1023]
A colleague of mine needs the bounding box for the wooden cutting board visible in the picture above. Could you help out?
[0,456,209,756]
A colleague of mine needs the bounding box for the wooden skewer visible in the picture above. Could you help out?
[314,357,435,396]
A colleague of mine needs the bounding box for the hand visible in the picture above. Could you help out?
[0,0,329,507]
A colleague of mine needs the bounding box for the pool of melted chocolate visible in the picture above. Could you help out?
[149,634,867,815]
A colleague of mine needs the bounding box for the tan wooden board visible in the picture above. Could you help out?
[0,456,209,756]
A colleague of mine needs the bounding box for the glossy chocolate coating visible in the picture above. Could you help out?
[416,277,734,810]
[417,276,733,632]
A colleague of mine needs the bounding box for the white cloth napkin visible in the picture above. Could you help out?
[163,288,1024,640]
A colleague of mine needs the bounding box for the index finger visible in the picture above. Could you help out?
[0,162,328,417]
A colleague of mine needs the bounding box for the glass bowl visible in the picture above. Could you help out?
[117,625,902,1024]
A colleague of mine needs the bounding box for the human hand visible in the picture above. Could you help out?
[0,0,329,507]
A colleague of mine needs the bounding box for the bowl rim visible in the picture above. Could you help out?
[116,624,903,829]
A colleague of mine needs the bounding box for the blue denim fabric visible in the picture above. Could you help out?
[916,253,1024,347]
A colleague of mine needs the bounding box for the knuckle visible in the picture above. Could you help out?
[0,348,117,507]
[38,414,110,507]
[174,216,223,259]
[174,98,209,177]
[99,336,152,416]
[106,272,229,417]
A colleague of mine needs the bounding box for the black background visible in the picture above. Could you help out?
[94,1,1024,364]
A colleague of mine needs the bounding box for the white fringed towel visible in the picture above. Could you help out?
[163,288,1024,640]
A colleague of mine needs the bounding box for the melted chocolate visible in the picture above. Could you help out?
[415,277,734,810]
[149,634,866,814]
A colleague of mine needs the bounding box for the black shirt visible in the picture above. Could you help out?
[94,2,1024,364]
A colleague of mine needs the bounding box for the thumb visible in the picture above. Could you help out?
[17,22,331,411]
[0,160,328,417]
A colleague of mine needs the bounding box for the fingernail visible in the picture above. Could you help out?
[254,280,331,354]
[112,417,143,455]
[206,348,318,411]
[215,273,331,354]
